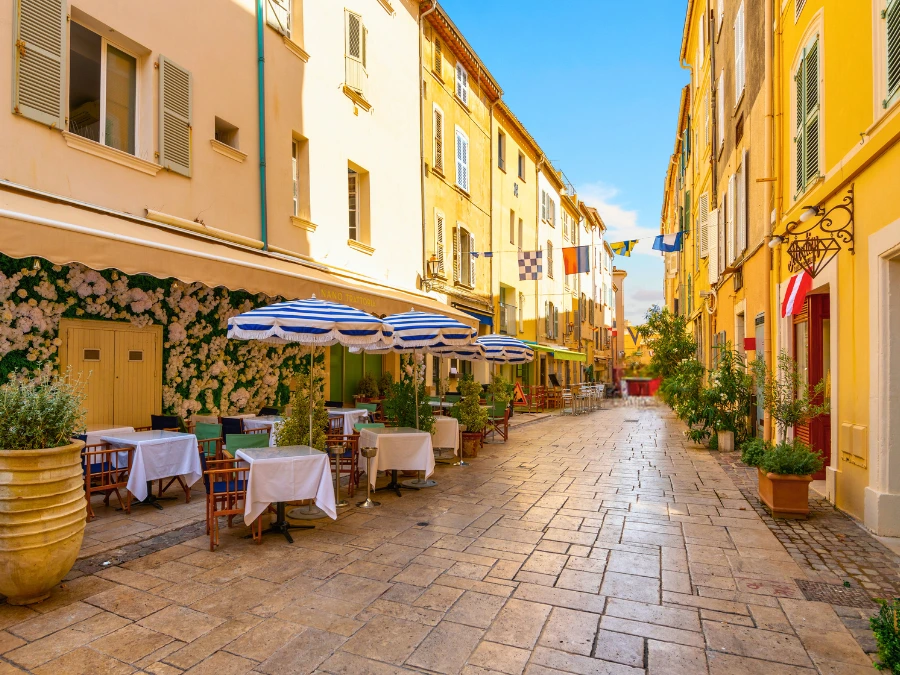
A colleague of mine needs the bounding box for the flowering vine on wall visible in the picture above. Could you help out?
[0,254,320,419]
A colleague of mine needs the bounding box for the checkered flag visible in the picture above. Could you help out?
[518,250,543,280]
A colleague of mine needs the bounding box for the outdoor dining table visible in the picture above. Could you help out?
[243,415,283,446]
[326,407,369,433]
[99,430,201,508]
[235,445,336,543]
[358,426,435,497]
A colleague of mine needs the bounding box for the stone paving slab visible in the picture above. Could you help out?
[0,405,892,674]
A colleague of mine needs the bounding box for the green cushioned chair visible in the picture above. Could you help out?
[194,423,223,459]
[225,433,270,455]
[353,422,385,433]
[355,403,378,413]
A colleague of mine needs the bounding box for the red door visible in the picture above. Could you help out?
[793,295,831,480]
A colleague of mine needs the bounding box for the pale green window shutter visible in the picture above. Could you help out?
[159,55,192,177]
[887,0,900,103]
[13,0,66,127]
[803,39,820,188]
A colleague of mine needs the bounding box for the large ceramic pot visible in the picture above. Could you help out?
[0,441,87,604]
[461,432,482,458]
[757,467,812,518]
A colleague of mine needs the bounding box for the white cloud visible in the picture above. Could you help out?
[576,181,660,257]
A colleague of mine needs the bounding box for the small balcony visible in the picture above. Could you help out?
[498,303,517,335]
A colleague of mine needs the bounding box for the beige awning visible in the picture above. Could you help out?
[0,187,476,327]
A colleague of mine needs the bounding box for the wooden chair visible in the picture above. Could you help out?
[82,442,133,521]
[151,414,181,431]
[485,405,510,443]
[219,417,245,437]
[326,433,359,497]
[355,402,383,423]
[257,406,279,416]
[328,416,344,434]
[204,458,260,550]
[224,433,270,458]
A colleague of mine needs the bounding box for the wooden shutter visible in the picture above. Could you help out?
[554,306,560,340]
[796,0,807,20]
[803,40,820,188]
[887,0,900,102]
[433,37,442,77]
[13,0,66,127]
[547,241,553,278]
[717,73,724,148]
[433,107,444,172]
[708,206,719,285]
[684,190,691,234]
[453,226,460,283]
[699,192,710,257]
[266,0,291,37]
[159,56,192,177]
[468,233,476,287]
[455,128,469,192]
[544,301,550,336]
[456,63,468,105]
[737,150,748,254]
[435,210,445,275]
[726,174,736,265]
[795,60,805,193]
[734,3,745,98]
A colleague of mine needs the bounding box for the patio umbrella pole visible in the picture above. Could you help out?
[290,345,326,520]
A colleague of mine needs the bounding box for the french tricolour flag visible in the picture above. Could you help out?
[652,232,683,253]
[781,271,813,318]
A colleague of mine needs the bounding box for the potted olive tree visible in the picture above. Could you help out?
[354,373,379,403]
[748,351,829,517]
[0,372,88,604]
[451,375,488,457]
[706,343,753,451]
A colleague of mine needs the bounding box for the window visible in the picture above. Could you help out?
[214,117,239,149]
[795,37,820,195]
[498,131,506,170]
[433,36,442,78]
[696,16,705,72]
[348,169,359,241]
[518,293,525,333]
[547,240,554,279]
[435,210,446,276]
[562,211,568,241]
[455,126,469,192]
[454,226,475,287]
[699,192,710,257]
[517,219,524,252]
[518,152,525,179]
[887,0,900,105]
[266,0,291,37]
[717,72,724,149]
[344,10,367,96]
[726,173,736,265]
[509,210,515,245]
[734,2,746,100]
[736,149,748,256]
[433,105,444,173]
[292,139,300,216]
[69,22,137,154]
[455,62,469,106]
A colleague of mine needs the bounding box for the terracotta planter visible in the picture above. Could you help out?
[757,468,813,518]
[461,432,482,458]
[0,441,87,604]
[717,431,735,452]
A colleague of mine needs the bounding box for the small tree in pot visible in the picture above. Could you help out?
[748,351,829,517]
[451,375,488,457]
[0,371,88,604]
[706,342,753,451]
[354,373,379,402]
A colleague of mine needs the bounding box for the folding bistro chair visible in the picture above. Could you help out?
[328,416,344,434]
[355,402,383,422]
[151,414,182,431]
[204,458,260,550]
[353,422,385,433]
[257,406,279,416]
[194,423,224,493]
[485,400,510,442]
[224,433,270,458]
[326,433,359,497]
[82,441,133,520]
[219,416,245,438]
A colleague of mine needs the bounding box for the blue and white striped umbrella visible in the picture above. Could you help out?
[227,297,392,346]
[475,334,535,364]
[381,311,476,349]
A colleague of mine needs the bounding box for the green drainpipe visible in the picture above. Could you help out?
[256,0,269,250]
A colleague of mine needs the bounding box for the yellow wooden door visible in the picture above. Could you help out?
[64,326,116,428]
[113,330,160,427]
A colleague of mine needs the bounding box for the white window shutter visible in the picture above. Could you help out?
[455,128,469,192]
[266,0,292,37]
[734,3,745,98]
[13,0,66,128]
[708,208,719,285]
[159,56,192,177]
[433,107,444,173]
[455,63,468,105]
[435,211,445,275]
[737,150,748,254]
[726,174,736,265]
[699,192,710,257]
[717,74,724,148]
[468,233,476,286]
[453,226,460,283]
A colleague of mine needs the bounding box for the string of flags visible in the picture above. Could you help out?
[609,232,684,257]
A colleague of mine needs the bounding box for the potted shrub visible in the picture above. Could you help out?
[748,351,829,517]
[0,372,88,604]
[451,375,488,457]
[487,374,514,419]
[354,373,379,403]
[707,343,753,452]
[382,355,434,433]
[377,372,394,400]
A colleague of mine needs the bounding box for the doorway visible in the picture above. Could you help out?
[793,294,831,479]
[59,319,162,429]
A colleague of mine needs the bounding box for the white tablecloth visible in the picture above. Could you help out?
[243,416,283,446]
[84,426,134,446]
[432,417,459,455]
[358,427,435,488]
[326,408,369,433]
[236,445,337,523]
[100,430,201,502]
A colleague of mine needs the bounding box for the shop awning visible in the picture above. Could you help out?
[0,187,477,328]
[454,305,493,327]
[521,341,587,362]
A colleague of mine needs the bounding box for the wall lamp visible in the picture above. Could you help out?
[799,205,824,223]
[768,236,783,248]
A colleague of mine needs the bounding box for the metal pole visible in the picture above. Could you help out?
[309,346,314,446]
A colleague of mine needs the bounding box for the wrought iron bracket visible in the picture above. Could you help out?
[784,185,854,278]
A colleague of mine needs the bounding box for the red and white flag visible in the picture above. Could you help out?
[781,271,813,318]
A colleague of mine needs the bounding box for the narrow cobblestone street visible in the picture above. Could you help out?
[2,405,897,674]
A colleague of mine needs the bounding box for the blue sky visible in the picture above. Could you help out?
[439,0,689,324]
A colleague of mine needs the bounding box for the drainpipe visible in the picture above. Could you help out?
[418,1,437,288]
[762,0,775,442]
[256,0,269,250]
[708,6,718,207]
